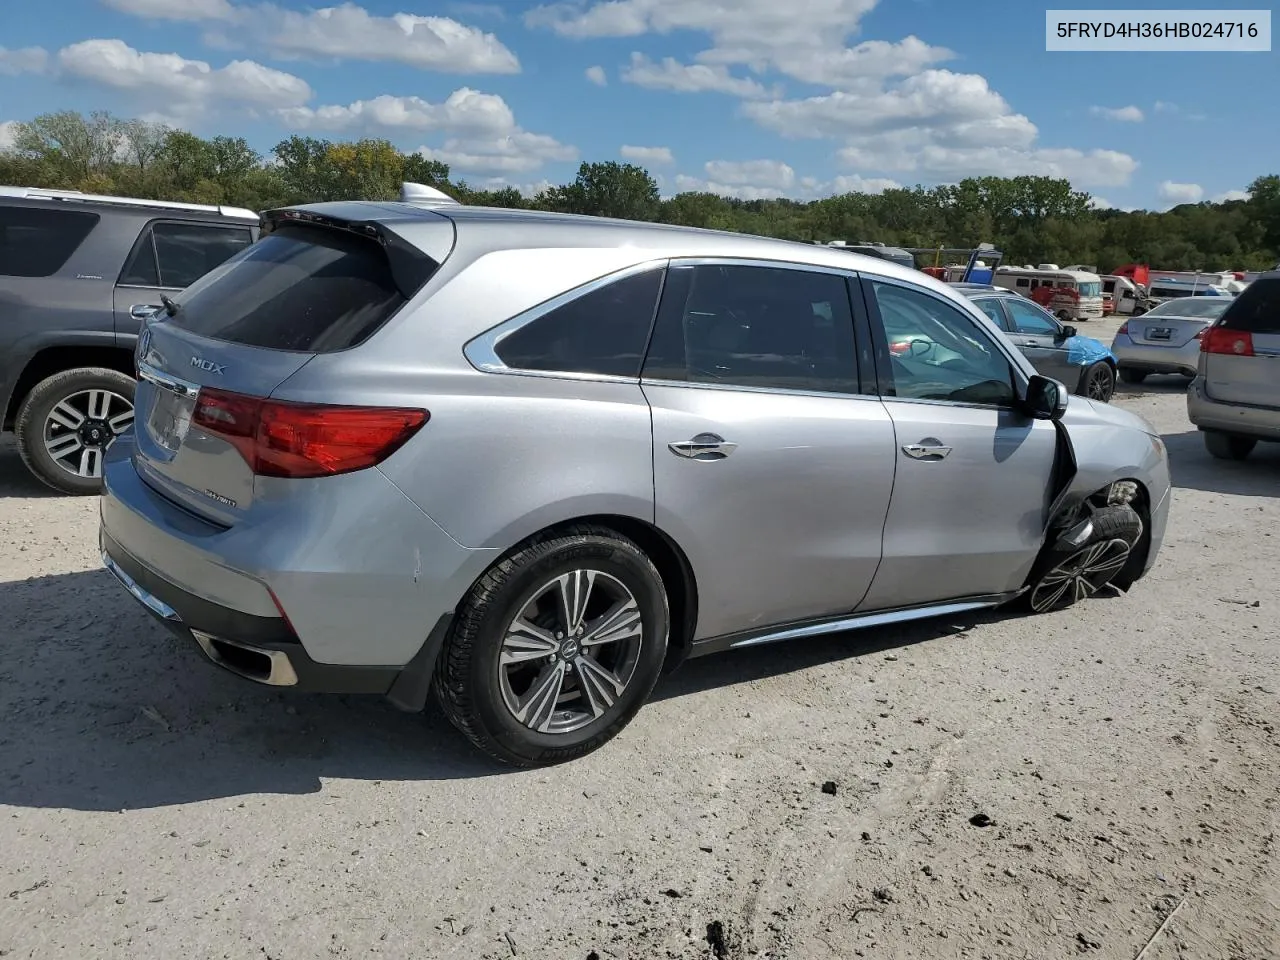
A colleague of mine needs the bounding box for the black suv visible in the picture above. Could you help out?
[1,187,259,494]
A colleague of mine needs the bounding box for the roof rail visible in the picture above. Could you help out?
[398,181,460,206]
[0,185,259,220]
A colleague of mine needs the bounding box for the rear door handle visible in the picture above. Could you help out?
[902,440,952,460]
[668,433,738,460]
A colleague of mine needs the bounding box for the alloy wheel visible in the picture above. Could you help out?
[498,569,645,735]
[43,389,134,480]
[1087,365,1115,402]
[1029,539,1131,613]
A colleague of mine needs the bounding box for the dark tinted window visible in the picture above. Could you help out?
[170,225,414,352]
[871,281,1015,406]
[0,206,99,277]
[644,264,858,394]
[154,222,253,288]
[1221,278,1280,334]
[494,268,664,378]
[119,229,160,286]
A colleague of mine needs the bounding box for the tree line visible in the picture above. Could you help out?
[4,110,1278,272]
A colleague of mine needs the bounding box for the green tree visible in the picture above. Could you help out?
[538,161,660,220]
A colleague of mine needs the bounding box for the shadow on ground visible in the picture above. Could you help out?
[0,441,62,500]
[0,567,1008,812]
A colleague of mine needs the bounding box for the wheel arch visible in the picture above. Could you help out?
[5,341,135,430]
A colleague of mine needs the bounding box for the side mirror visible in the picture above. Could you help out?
[1059,324,1078,340]
[1023,375,1069,420]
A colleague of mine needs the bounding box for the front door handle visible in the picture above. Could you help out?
[668,433,737,460]
[902,439,952,460]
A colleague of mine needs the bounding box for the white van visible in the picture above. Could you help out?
[993,265,1105,321]
[1102,275,1144,316]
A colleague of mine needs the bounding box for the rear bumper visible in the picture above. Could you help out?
[1186,378,1280,441]
[1111,335,1200,375]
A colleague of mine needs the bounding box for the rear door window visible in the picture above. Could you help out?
[119,221,253,289]
[168,223,426,352]
[1221,278,1280,333]
[493,268,664,378]
[971,297,1010,331]
[0,205,99,277]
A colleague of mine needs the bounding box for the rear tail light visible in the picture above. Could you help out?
[1116,321,1128,336]
[1199,325,1255,357]
[192,388,428,478]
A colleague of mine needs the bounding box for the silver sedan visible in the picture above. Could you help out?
[1111,297,1231,383]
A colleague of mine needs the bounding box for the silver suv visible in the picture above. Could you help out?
[100,190,1172,766]
[1187,272,1280,459]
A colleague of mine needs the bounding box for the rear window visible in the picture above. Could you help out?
[0,206,100,277]
[1221,278,1280,334]
[169,224,422,352]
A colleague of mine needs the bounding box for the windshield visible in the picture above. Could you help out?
[1077,281,1101,297]
[1146,298,1230,319]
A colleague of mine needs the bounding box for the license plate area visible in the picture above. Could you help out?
[146,388,196,454]
[1147,327,1174,341]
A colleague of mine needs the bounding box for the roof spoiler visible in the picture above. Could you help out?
[399,182,460,206]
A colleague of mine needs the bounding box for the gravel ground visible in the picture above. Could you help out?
[2,329,1277,960]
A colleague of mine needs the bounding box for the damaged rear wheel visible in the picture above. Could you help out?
[1025,504,1143,613]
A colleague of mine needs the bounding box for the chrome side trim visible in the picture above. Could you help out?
[720,597,1010,651]
[137,359,201,398]
[102,549,182,622]
[666,255,859,280]
[463,257,671,377]
[191,631,299,687]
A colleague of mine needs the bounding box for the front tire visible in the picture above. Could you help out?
[1082,361,1116,402]
[14,367,136,495]
[1203,431,1256,461]
[435,525,670,767]
[1025,505,1143,613]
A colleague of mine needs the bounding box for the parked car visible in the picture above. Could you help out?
[100,193,1171,766]
[1110,297,1232,383]
[955,284,1118,402]
[0,186,259,494]
[1187,271,1280,460]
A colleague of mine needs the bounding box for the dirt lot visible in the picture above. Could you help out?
[1,332,1277,960]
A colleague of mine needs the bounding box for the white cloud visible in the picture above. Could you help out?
[1089,105,1143,123]
[621,53,772,98]
[57,39,312,114]
[1154,100,1178,113]
[0,46,49,75]
[277,88,576,175]
[1158,181,1205,204]
[106,0,520,74]
[584,64,607,86]
[527,0,1138,193]
[673,160,899,200]
[1088,196,1114,210]
[1212,189,1248,203]
[620,144,674,165]
[0,120,20,150]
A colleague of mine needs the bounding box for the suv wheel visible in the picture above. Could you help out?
[15,367,136,495]
[1203,431,1256,461]
[435,525,670,767]
[1025,505,1143,613]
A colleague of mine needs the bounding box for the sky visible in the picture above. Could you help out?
[0,0,1276,211]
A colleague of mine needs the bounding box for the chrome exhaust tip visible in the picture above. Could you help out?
[191,631,299,687]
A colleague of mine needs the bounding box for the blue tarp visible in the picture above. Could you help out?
[1065,335,1116,366]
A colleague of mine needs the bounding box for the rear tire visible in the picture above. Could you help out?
[14,367,136,496]
[1118,367,1147,385]
[1203,431,1256,461]
[1024,505,1143,613]
[434,525,670,767]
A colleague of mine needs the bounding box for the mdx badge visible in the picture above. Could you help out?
[191,356,227,375]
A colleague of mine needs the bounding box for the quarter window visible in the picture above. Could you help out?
[1003,297,1060,336]
[120,222,253,289]
[0,206,99,278]
[870,281,1015,407]
[642,264,859,394]
[971,297,1009,330]
[493,268,664,378]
